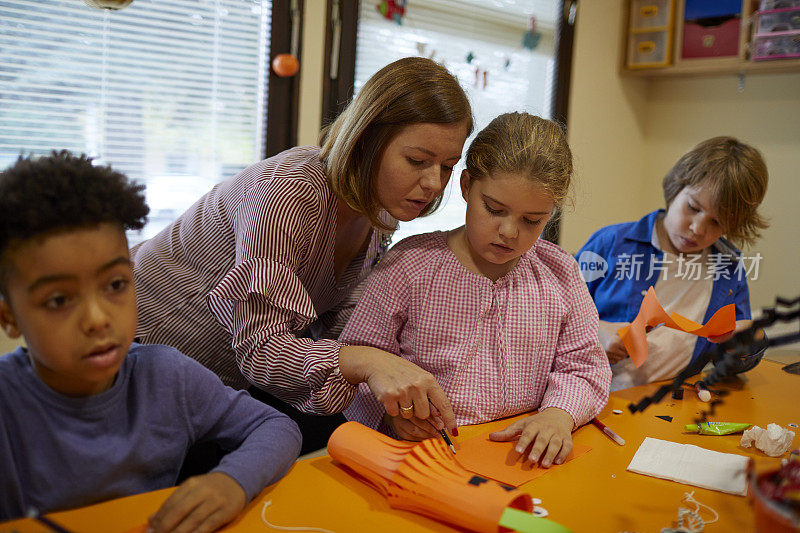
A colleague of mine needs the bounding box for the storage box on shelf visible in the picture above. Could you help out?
[626,0,675,68]
[681,0,742,58]
[759,0,800,10]
[755,6,800,32]
[622,0,800,76]
[628,29,671,67]
[751,7,800,61]
[751,30,800,59]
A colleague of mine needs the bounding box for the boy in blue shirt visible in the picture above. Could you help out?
[0,151,301,529]
[576,137,768,390]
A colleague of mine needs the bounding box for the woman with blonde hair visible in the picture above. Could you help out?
[132,57,472,452]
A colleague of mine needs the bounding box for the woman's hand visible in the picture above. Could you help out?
[488,407,574,468]
[384,413,442,441]
[339,346,456,431]
[147,472,246,533]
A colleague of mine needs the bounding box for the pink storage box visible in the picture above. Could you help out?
[682,17,741,58]
[752,30,800,59]
[756,7,800,33]
[760,0,800,10]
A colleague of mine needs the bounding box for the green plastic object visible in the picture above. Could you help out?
[498,507,572,533]
[684,422,751,435]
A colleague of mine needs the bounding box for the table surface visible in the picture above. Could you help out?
[3,359,798,533]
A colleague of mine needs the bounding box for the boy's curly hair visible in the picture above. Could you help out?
[0,150,149,294]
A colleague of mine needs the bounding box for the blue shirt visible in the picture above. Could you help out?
[575,210,762,370]
[0,343,302,520]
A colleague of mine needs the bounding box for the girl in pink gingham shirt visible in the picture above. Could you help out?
[342,113,611,468]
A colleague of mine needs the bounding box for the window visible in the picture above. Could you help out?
[352,0,563,244]
[0,0,272,243]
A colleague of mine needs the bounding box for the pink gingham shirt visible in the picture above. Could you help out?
[341,231,611,432]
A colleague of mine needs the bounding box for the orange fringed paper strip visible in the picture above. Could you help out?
[455,431,592,487]
[618,286,736,368]
[327,421,533,533]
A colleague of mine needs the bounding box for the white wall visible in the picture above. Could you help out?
[561,3,650,252]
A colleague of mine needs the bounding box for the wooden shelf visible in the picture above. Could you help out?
[624,57,800,77]
[622,0,800,78]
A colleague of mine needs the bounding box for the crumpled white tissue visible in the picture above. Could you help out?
[740,423,795,457]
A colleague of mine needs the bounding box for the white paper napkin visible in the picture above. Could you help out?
[627,437,749,495]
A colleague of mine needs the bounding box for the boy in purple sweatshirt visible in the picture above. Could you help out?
[0,151,301,530]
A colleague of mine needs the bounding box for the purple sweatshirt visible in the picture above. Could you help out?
[0,343,302,520]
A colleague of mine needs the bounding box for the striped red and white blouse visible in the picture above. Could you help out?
[131,146,391,414]
[341,231,612,432]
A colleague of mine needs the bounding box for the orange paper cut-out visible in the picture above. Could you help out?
[618,286,736,367]
[454,432,592,487]
[327,421,533,533]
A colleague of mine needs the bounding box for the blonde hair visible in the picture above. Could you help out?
[662,136,768,246]
[319,57,473,230]
[465,113,573,207]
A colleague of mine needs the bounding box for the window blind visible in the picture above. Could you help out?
[353,0,560,244]
[0,0,271,242]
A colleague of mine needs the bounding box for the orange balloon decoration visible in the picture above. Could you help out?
[272,53,299,77]
[327,421,533,533]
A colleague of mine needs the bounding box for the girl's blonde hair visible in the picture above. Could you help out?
[319,57,473,230]
[464,113,573,207]
[662,136,768,246]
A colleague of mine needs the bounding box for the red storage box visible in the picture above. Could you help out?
[682,16,741,58]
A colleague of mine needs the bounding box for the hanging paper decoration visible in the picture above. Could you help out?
[522,17,542,50]
[416,42,436,60]
[327,422,570,532]
[466,51,476,64]
[473,67,488,89]
[376,0,406,25]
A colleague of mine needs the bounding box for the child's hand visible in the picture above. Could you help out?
[147,472,246,533]
[385,412,442,441]
[708,319,755,345]
[488,407,575,468]
[598,320,629,364]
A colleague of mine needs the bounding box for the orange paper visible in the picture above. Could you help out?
[618,286,736,367]
[327,421,533,533]
[121,526,148,533]
[455,432,591,487]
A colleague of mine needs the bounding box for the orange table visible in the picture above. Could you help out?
[3,360,798,532]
